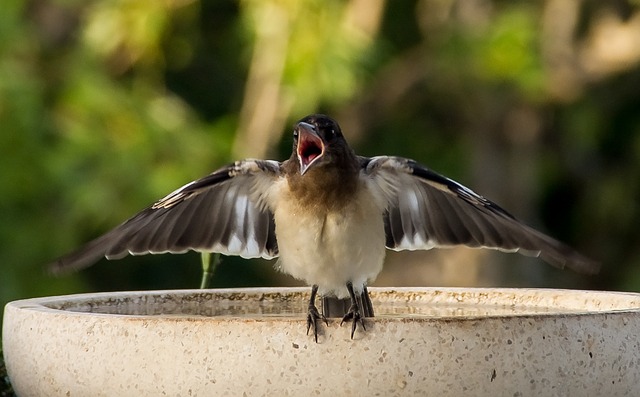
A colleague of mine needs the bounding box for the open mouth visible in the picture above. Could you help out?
[297,124,324,175]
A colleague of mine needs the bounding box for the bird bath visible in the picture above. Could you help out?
[4,287,640,396]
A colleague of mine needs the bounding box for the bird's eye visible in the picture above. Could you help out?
[326,128,336,139]
[293,130,299,139]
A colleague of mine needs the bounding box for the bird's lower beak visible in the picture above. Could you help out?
[296,122,325,175]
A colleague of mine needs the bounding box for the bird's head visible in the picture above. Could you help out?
[293,114,347,175]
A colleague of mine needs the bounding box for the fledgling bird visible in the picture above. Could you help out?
[49,114,599,341]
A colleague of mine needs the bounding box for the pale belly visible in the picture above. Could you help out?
[271,182,387,299]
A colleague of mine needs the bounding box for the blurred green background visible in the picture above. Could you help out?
[2,0,640,320]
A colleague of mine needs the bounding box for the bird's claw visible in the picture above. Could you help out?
[340,303,365,339]
[306,304,328,343]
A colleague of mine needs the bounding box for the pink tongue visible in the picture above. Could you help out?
[306,153,318,163]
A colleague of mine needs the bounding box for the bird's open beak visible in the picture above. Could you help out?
[296,122,325,175]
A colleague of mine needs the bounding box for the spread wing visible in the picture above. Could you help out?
[362,156,599,274]
[49,160,280,274]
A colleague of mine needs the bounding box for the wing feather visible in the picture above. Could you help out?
[363,156,599,274]
[49,160,281,273]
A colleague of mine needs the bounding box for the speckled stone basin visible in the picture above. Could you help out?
[4,287,640,396]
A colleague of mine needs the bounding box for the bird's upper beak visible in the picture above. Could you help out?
[296,122,325,175]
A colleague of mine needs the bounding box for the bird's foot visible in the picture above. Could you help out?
[340,302,365,339]
[306,303,328,343]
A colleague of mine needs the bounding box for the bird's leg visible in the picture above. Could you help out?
[362,285,374,317]
[306,284,328,343]
[340,281,366,339]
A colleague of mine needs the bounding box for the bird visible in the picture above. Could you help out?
[48,114,600,341]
